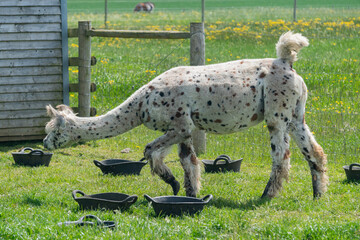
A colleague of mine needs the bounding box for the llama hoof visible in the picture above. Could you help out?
[144,145,152,159]
[186,191,196,198]
[313,191,322,199]
[261,180,275,199]
[171,180,180,195]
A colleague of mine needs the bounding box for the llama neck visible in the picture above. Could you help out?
[71,99,142,141]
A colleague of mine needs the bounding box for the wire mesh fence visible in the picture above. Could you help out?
[67,2,359,165]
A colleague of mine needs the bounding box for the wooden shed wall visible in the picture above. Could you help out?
[0,0,68,142]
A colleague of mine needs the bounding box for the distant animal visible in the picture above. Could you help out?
[134,2,155,12]
[44,32,328,199]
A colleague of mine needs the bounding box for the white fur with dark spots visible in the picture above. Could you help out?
[44,32,328,198]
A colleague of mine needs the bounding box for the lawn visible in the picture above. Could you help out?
[0,1,359,239]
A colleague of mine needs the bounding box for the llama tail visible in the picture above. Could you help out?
[276,31,309,64]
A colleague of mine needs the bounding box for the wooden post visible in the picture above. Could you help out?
[78,21,92,117]
[190,22,206,155]
[201,0,205,23]
[293,0,297,22]
[105,0,108,29]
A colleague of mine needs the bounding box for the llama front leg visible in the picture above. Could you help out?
[290,122,328,198]
[262,125,291,199]
[178,139,201,197]
[144,130,187,195]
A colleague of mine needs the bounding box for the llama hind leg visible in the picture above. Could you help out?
[290,122,328,198]
[178,139,201,197]
[262,125,291,199]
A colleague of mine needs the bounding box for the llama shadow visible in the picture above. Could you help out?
[209,196,270,210]
[341,179,360,185]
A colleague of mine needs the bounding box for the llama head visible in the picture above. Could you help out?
[43,105,77,150]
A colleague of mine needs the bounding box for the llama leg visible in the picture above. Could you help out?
[178,139,201,197]
[144,130,190,195]
[262,125,291,199]
[290,121,328,198]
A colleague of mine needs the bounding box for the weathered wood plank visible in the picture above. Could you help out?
[0,7,61,16]
[0,15,61,24]
[0,117,49,129]
[0,100,61,111]
[0,41,62,50]
[0,32,61,41]
[0,109,47,120]
[87,29,191,39]
[0,23,61,33]
[0,58,62,68]
[0,49,62,59]
[0,134,46,142]
[0,66,62,77]
[0,75,61,85]
[0,127,46,137]
[0,0,60,7]
[0,92,62,103]
[0,83,63,94]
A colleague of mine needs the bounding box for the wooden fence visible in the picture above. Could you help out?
[68,21,206,154]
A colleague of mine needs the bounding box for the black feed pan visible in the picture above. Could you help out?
[144,194,213,217]
[343,163,360,182]
[94,158,147,175]
[12,147,53,167]
[72,190,138,211]
[202,155,242,173]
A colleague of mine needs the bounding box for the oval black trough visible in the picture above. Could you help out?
[72,190,138,211]
[144,194,213,217]
[202,155,242,173]
[12,147,53,167]
[343,163,360,182]
[93,158,147,175]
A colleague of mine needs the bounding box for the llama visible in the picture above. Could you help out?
[134,2,154,12]
[44,32,328,199]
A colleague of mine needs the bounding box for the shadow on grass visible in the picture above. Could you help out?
[21,196,43,207]
[341,179,360,185]
[0,140,42,153]
[209,196,270,210]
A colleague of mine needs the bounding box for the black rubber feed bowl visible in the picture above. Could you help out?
[343,163,360,182]
[202,155,242,173]
[72,190,138,211]
[144,194,213,216]
[94,158,147,175]
[12,147,53,167]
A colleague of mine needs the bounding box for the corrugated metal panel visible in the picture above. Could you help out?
[0,0,66,142]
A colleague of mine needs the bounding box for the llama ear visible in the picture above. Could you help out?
[56,104,74,114]
[46,105,59,118]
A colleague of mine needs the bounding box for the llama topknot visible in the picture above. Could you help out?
[276,31,309,64]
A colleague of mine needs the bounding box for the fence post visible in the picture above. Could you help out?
[105,0,108,29]
[293,0,297,22]
[190,22,206,155]
[78,21,92,117]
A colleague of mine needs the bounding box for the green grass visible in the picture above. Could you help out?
[1,1,360,239]
[67,0,360,13]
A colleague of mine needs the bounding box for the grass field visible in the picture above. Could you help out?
[1,1,360,239]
